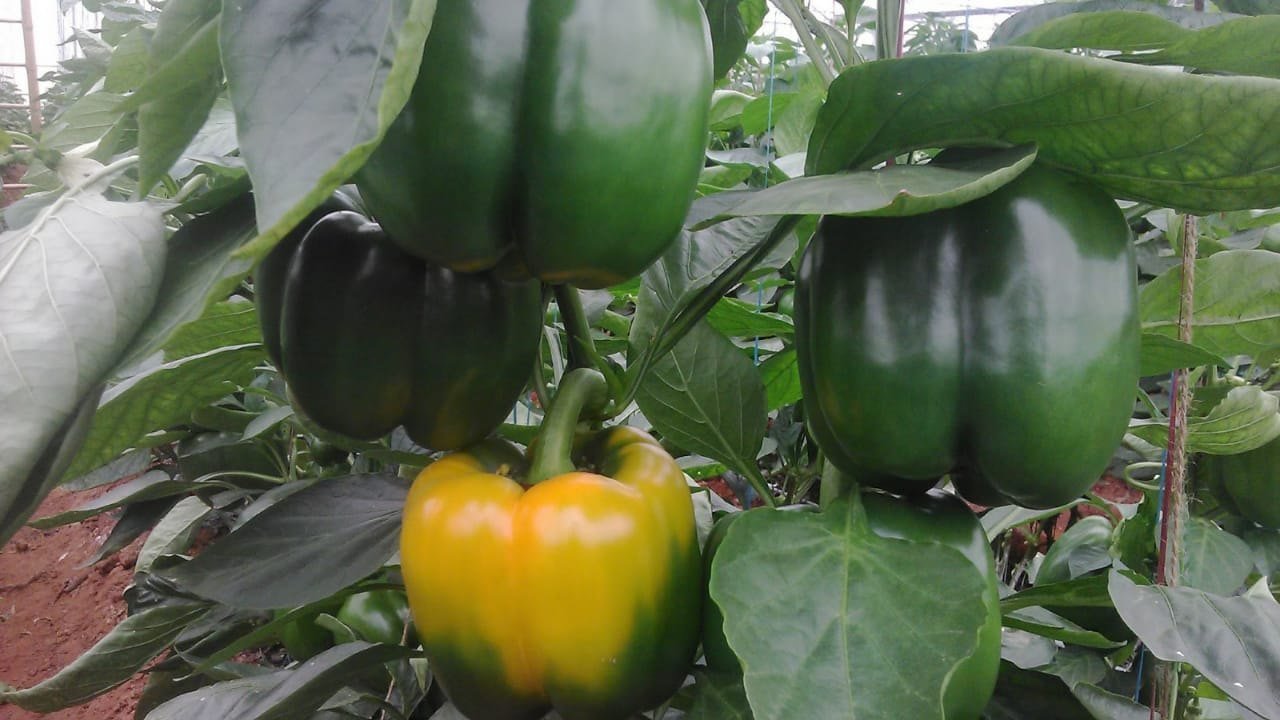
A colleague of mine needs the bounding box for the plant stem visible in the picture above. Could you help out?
[819,460,848,509]
[526,368,608,485]
[555,284,625,400]
[772,0,837,86]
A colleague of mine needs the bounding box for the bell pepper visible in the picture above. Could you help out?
[337,590,417,647]
[701,490,1000,720]
[400,369,701,720]
[1199,438,1280,528]
[355,0,714,288]
[795,162,1139,508]
[255,206,542,450]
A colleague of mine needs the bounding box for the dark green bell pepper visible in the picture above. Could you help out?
[355,0,713,289]
[796,163,1139,508]
[1199,437,1280,529]
[255,208,542,450]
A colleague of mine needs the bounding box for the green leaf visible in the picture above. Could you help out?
[982,501,1084,541]
[705,297,794,339]
[0,183,167,547]
[1216,0,1280,14]
[103,26,152,93]
[760,348,803,410]
[136,496,212,574]
[1140,250,1280,359]
[1013,13,1280,79]
[1002,608,1125,649]
[165,474,408,609]
[63,344,264,481]
[688,672,755,720]
[162,299,262,361]
[701,0,768,81]
[28,470,201,529]
[807,48,1280,213]
[709,89,755,131]
[136,27,222,194]
[991,0,1235,47]
[1141,333,1230,377]
[1071,684,1150,720]
[1129,385,1280,455]
[1181,517,1255,594]
[82,497,177,567]
[116,194,259,370]
[984,662,1099,720]
[1000,627,1058,670]
[0,601,209,712]
[1002,574,1119,613]
[689,145,1037,228]
[38,92,126,153]
[636,322,767,481]
[222,0,435,264]
[710,499,990,720]
[1110,570,1280,718]
[628,215,783,364]
[145,643,410,720]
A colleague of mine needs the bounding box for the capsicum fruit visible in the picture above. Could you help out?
[701,490,1000,720]
[796,163,1139,508]
[255,206,542,450]
[355,0,714,288]
[400,369,701,720]
[1199,437,1280,528]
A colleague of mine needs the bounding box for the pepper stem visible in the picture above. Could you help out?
[526,368,609,485]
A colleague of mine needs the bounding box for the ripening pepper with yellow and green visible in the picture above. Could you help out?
[399,370,702,720]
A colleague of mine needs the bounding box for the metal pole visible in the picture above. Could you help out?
[20,0,41,133]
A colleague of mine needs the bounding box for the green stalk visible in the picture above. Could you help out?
[526,368,609,485]
[555,284,625,400]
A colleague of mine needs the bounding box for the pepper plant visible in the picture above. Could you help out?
[2,0,1280,719]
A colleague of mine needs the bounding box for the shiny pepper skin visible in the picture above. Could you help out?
[255,208,542,450]
[796,163,1140,508]
[355,0,714,288]
[399,429,702,720]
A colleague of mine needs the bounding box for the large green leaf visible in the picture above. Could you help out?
[1140,333,1230,377]
[1129,385,1280,455]
[0,179,167,546]
[133,0,224,193]
[1009,14,1280,79]
[1110,571,1280,718]
[688,673,755,720]
[807,48,1280,213]
[688,145,1037,228]
[636,322,767,482]
[710,498,989,720]
[62,344,264,481]
[702,0,768,81]
[991,0,1234,46]
[222,0,435,263]
[0,601,209,712]
[165,474,408,609]
[1140,250,1280,360]
[144,643,410,720]
[1180,517,1255,595]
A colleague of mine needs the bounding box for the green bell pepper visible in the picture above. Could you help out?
[1199,437,1280,529]
[255,206,542,450]
[796,163,1139,508]
[355,0,714,289]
